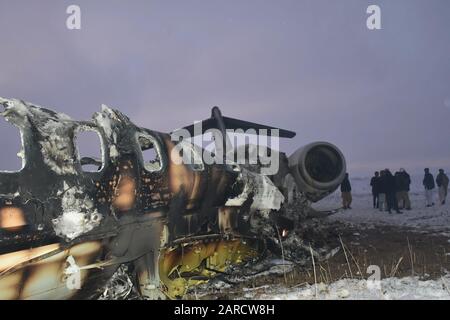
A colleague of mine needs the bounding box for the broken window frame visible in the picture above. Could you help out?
[0,120,26,174]
[74,125,107,174]
[136,132,164,173]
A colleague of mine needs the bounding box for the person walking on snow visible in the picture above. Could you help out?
[370,171,380,209]
[436,169,449,205]
[423,168,435,207]
[340,173,352,210]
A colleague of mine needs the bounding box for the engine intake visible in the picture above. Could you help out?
[288,142,346,202]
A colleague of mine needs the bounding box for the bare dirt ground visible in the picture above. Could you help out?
[187,221,450,299]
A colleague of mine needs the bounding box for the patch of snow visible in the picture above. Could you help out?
[109,144,119,159]
[226,168,284,210]
[53,182,102,240]
[64,256,81,277]
[93,105,119,161]
[252,276,450,300]
[52,210,101,240]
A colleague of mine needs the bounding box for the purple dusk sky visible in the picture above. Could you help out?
[0,0,449,176]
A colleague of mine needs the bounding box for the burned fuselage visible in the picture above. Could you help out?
[0,98,346,300]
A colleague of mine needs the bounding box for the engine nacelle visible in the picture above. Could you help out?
[288,142,346,202]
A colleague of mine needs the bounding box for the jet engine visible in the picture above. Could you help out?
[288,142,346,202]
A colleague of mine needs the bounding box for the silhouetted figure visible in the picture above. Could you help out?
[378,170,387,212]
[385,169,402,214]
[423,168,435,207]
[395,168,411,210]
[370,171,380,209]
[436,169,449,205]
[340,173,352,209]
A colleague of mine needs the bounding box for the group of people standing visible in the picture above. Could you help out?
[370,169,411,214]
[339,168,449,213]
[423,168,449,207]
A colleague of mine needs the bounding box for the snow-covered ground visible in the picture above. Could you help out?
[259,176,450,300]
[313,176,450,233]
[249,276,450,300]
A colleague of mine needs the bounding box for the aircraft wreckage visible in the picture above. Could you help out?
[0,97,346,300]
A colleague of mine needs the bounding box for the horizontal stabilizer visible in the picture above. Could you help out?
[172,107,296,139]
[221,116,296,138]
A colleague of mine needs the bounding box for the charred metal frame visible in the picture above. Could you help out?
[0,98,346,300]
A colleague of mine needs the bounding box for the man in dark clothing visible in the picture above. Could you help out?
[436,169,449,205]
[385,169,402,214]
[395,168,411,210]
[340,173,352,209]
[423,168,435,207]
[378,170,387,211]
[370,171,380,209]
